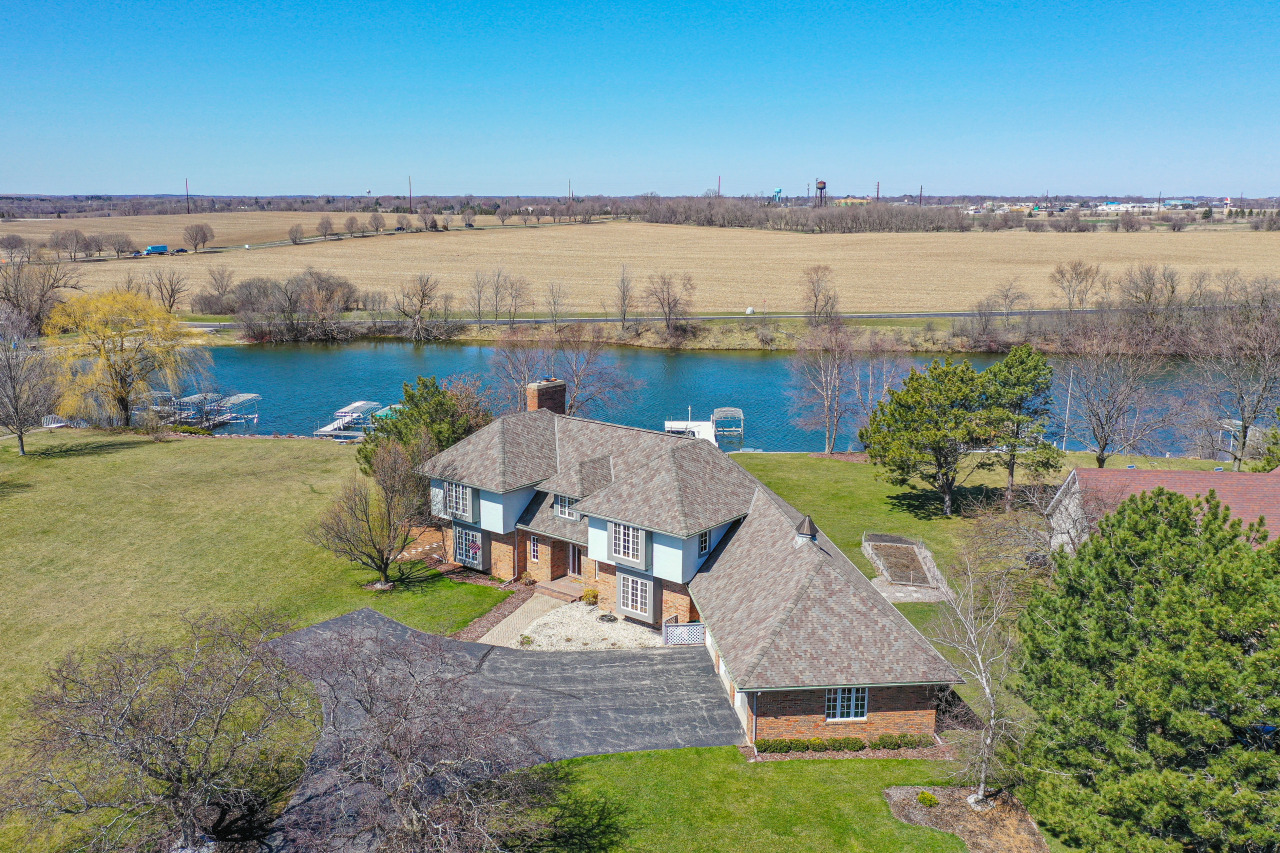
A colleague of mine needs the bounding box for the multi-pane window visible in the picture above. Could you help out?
[444,481,471,519]
[825,687,868,721]
[554,494,579,520]
[613,523,641,562]
[530,535,540,562]
[620,574,650,617]
[454,526,482,568]
[699,530,710,555]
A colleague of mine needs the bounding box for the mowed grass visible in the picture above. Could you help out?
[734,451,1224,579]
[37,216,1280,315]
[565,747,964,853]
[0,430,507,745]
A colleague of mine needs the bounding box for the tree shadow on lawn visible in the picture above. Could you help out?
[511,785,631,853]
[0,477,35,501]
[885,485,1000,521]
[28,438,141,460]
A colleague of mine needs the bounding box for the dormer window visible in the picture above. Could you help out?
[699,530,710,555]
[554,494,579,520]
[444,481,471,520]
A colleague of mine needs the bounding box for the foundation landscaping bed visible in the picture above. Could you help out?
[753,734,950,761]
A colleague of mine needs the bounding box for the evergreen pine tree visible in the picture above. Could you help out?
[1020,490,1280,852]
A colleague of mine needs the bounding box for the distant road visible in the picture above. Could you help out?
[183,307,1084,332]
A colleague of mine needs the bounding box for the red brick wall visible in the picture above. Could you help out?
[661,580,698,623]
[753,686,938,740]
[488,530,520,581]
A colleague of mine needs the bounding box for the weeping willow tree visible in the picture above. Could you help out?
[45,291,209,427]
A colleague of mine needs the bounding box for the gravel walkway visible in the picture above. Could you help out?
[518,601,664,650]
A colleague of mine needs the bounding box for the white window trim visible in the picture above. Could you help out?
[530,535,540,562]
[825,686,868,721]
[698,530,710,555]
[444,481,471,520]
[619,573,650,619]
[454,525,482,569]
[554,494,579,520]
[612,522,641,562]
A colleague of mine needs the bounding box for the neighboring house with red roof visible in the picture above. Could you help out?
[1048,466,1280,550]
[417,379,961,741]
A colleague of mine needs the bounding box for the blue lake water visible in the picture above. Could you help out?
[209,341,1004,451]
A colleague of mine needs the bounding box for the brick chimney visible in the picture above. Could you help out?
[526,378,567,414]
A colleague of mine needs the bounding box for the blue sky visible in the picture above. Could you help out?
[4,1,1277,197]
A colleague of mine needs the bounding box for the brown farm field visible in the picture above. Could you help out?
[7,214,1280,314]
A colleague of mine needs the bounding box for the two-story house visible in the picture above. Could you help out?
[419,379,960,741]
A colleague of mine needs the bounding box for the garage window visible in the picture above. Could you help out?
[825,687,868,721]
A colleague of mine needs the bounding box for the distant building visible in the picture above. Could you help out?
[833,196,871,206]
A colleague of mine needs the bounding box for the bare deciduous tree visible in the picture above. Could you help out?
[495,206,511,225]
[0,610,317,852]
[519,208,532,225]
[308,442,423,588]
[369,212,386,234]
[0,234,28,261]
[182,223,214,252]
[396,273,441,342]
[490,337,551,413]
[505,275,530,328]
[468,271,488,330]
[645,271,695,334]
[396,214,411,231]
[288,223,305,245]
[1055,321,1181,467]
[1189,282,1280,470]
[1049,260,1103,313]
[487,268,509,325]
[344,215,361,237]
[82,233,104,257]
[105,232,136,258]
[147,269,189,312]
[802,264,839,326]
[0,309,60,455]
[461,209,477,227]
[0,257,81,330]
[787,326,857,453]
[317,215,335,240]
[544,281,568,334]
[614,265,634,331]
[992,279,1029,326]
[931,545,1030,807]
[555,327,638,417]
[282,622,569,853]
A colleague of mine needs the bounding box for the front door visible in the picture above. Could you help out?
[568,544,582,578]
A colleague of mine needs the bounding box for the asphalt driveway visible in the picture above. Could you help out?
[281,608,744,761]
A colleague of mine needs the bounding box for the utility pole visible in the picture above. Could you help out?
[918,185,923,207]
[718,175,721,197]
[409,176,413,213]
[185,178,190,215]
[875,181,880,201]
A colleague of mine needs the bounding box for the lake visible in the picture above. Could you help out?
[208,341,1005,451]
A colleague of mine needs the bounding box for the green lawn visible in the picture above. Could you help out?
[735,450,1223,580]
[566,747,964,853]
[0,430,508,743]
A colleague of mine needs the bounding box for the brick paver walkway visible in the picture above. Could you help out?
[478,594,566,647]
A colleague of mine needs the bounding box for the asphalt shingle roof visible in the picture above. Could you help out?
[1071,467,1280,531]
[688,488,960,690]
[419,409,958,690]
[419,412,756,537]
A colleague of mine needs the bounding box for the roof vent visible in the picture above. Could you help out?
[795,515,818,547]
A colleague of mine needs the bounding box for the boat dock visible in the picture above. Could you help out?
[314,401,381,440]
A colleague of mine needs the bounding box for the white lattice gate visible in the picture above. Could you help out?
[663,622,706,646]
